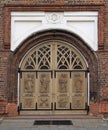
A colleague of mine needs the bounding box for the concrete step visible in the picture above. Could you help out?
[5,114,101,120]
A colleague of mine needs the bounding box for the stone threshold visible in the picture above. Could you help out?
[5,114,101,120]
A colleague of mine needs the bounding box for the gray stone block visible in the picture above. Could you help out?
[31,128,40,130]
[68,126,79,130]
[38,126,50,130]
[78,127,87,130]
[49,126,59,130]
[8,127,21,130]
[0,118,3,124]
[98,126,108,130]
[59,126,69,130]
[88,127,98,130]
[0,127,9,130]
[20,128,30,130]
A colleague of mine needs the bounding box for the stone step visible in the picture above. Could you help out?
[5,114,101,120]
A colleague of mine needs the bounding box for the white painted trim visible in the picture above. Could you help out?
[11,11,98,17]
[17,72,20,106]
[88,73,90,106]
[64,11,98,16]
[13,24,96,50]
[11,11,45,16]
[11,11,98,51]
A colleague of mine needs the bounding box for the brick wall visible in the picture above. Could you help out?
[7,103,18,117]
[0,0,105,6]
[0,7,3,50]
[104,0,108,50]
[98,52,108,88]
[0,0,108,116]
[0,52,9,98]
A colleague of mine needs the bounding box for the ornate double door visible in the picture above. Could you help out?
[19,40,88,114]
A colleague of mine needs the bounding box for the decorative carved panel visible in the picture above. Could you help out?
[38,96,50,109]
[71,72,86,109]
[37,72,52,109]
[23,73,35,94]
[38,72,50,93]
[20,72,36,109]
[72,73,84,94]
[57,73,69,93]
[57,96,69,109]
[23,98,35,109]
[55,72,70,109]
[72,97,85,109]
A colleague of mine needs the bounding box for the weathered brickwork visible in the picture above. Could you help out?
[0,52,9,97]
[0,7,3,50]
[98,52,108,88]
[104,0,108,50]
[0,0,108,116]
[0,0,105,6]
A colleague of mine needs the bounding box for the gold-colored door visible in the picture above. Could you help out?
[20,40,88,115]
[20,72,36,110]
[36,71,52,110]
[55,71,70,110]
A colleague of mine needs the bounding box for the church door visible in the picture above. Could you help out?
[19,40,88,115]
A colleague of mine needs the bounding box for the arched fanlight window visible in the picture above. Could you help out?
[21,40,87,70]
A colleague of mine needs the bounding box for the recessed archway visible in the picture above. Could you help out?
[19,40,88,115]
[8,30,98,115]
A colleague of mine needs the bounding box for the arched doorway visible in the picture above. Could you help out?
[19,40,89,115]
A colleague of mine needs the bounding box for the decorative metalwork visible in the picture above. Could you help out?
[24,57,35,69]
[21,40,86,70]
[57,44,84,69]
[22,44,51,70]
[38,45,51,69]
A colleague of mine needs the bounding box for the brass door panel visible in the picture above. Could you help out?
[71,72,87,109]
[36,71,52,110]
[55,72,70,110]
[20,72,36,109]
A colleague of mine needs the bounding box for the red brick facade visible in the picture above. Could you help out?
[0,0,108,117]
